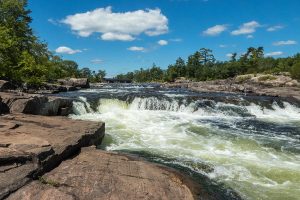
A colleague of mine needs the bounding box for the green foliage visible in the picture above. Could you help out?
[18,51,46,85]
[39,176,60,187]
[115,48,300,83]
[235,74,253,83]
[290,62,300,80]
[257,75,276,81]
[0,0,104,86]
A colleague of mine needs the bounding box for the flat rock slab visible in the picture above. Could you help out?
[8,146,211,200]
[0,114,105,199]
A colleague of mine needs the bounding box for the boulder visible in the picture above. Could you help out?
[7,146,212,200]
[41,83,78,93]
[0,97,9,114]
[0,114,105,199]
[58,78,90,89]
[0,80,16,91]
[285,80,299,87]
[0,92,73,116]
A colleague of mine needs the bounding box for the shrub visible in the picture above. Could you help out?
[290,62,300,80]
[235,74,253,83]
[257,74,276,81]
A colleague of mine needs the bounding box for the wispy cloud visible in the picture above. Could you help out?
[55,46,82,54]
[231,21,260,35]
[48,18,59,25]
[265,51,283,56]
[203,24,228,36]
[273,40,297,46]
[170,38,182,42]
[247,35,254,39]
[61,7,168,41]
[127,46,145,52]
[91,59,103,64]
[267,25,284,32]
[158,40,168,46]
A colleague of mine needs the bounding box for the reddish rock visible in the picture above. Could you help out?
[7,146,211,200]
[0,114,105,199]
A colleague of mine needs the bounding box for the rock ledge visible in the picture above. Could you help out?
[7,146,211,200]
[0,114,105,199]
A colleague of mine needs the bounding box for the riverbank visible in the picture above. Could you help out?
[163,74,300,102]
[0,91,217,200]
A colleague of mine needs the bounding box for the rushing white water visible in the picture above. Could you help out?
[70,93,300,200]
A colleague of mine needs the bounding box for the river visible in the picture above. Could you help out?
[55,84,300,200]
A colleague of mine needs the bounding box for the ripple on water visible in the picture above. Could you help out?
[68,87,300,200]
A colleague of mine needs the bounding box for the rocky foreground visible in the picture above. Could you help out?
[0,114,105,199]
[0,92,215,200]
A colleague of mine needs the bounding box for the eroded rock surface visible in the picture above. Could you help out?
[0,92,73,116]
[0,114,105,199]
[58,78,90,89]
[7,146,211,200]
[164,76,300,102]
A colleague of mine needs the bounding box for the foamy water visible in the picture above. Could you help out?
[68,86,300,200]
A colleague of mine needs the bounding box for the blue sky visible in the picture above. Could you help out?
[28,0,300,77]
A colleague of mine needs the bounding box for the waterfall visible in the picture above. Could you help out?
[72,96,300,121]
[72,96,93,115]
[68,88,300,200]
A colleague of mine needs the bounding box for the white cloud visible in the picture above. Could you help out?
[158,40,168,46]
[267,25,284,32]
[101,32,135,41]
[273,40,297,46]
[55,46,82,54]
[265,51,283,56]
[219,44,227,48]
[61,7,168,41]
[203,24,228,36]
[127,46,145,52]
[91,59,103,64]
[226,53,233,57]
[247,35,254,39]
[231,21,260,35]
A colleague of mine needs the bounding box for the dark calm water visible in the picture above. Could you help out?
[54,84,300,200]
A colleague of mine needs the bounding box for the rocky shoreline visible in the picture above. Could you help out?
[0,91,217,200]
[163,74,300,102]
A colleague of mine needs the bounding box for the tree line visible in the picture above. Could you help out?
[115,47,300,83]
[0,0,105,86]
[1,0,299,86]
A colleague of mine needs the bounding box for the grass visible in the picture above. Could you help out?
[39,176,61,187]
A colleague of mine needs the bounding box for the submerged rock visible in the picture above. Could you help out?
[0,114,105,199]
[7,146,212,200]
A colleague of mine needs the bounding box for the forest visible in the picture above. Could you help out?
[115,47,300,82]
[1,0,300,86]
[0,0,105,86]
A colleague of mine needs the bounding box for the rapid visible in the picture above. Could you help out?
[56,84,300,200]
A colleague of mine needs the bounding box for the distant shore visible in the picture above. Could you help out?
[162,74,300,102]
